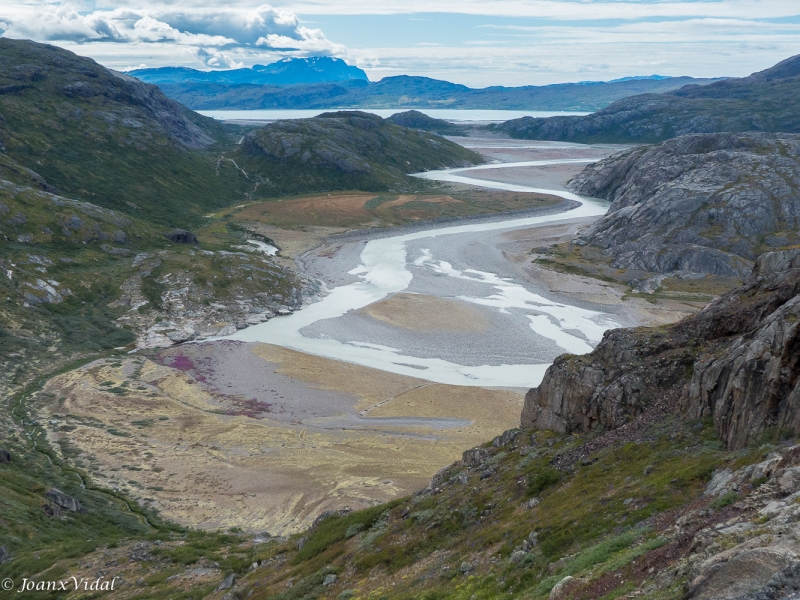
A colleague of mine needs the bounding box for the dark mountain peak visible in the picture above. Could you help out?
[130,56,367,86]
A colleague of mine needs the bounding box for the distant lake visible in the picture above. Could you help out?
[198,109,589,123]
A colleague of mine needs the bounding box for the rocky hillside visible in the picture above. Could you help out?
[493,54,800,143]
[568,132,800,278]
[523,247,800,450]
[235,111,482,195]
[0,153,304,376]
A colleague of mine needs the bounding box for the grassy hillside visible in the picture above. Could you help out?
[8,413,782,600]
[491,54,800,143]
[0,39,253,227]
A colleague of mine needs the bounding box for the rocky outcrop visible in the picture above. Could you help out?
[569,133,800,278]
[522,248,800,449]
[44,488,86,513]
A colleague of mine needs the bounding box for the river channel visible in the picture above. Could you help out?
[217,147,625,388]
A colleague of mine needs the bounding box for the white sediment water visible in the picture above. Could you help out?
[246,239,279,255]
[218,160,616,388]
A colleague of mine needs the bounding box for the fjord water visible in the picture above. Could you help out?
[199,109,589,122]
[218,159,619,388]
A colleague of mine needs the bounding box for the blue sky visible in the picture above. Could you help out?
[1,1,799,86]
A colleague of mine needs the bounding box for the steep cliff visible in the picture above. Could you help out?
[569,132,800,277]
[522,247,800,449]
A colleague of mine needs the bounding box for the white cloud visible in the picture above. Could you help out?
[196,48,244,68]
[256,25,346,54]
[0,3,349,68]
[270,0,800,19]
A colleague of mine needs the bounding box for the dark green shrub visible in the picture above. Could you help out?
[527,468,561,496]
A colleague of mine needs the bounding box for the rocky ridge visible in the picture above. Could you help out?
[522,246,800,450]
[568,132,800,278]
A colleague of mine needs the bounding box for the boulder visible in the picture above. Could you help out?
[462,447,489,468]
[217,574,236,591]
[166,229,198,244]
[549,576,575,600]
[687,546,798,599]
[44,488,85,513]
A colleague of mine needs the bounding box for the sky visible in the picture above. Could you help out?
[1,1,799,87]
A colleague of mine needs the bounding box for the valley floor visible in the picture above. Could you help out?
[24,137,708,538]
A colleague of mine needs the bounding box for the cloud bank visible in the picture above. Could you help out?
[0,4,349,68]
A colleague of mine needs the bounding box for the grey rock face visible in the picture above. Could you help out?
[687,547,798,600]
[44,488,86,513]
[217,573,236,591]
[522,248,800,450]
[462,447,490,468]
[570,133,800,277]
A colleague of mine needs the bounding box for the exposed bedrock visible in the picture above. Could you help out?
[569,132,800,277]
[522,248,800,449]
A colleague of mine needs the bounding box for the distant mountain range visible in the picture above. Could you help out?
[130,56,368,86]
[127,57,721,112]
[493,54,800,142]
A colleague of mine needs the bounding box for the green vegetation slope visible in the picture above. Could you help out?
[0,38,251,227]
